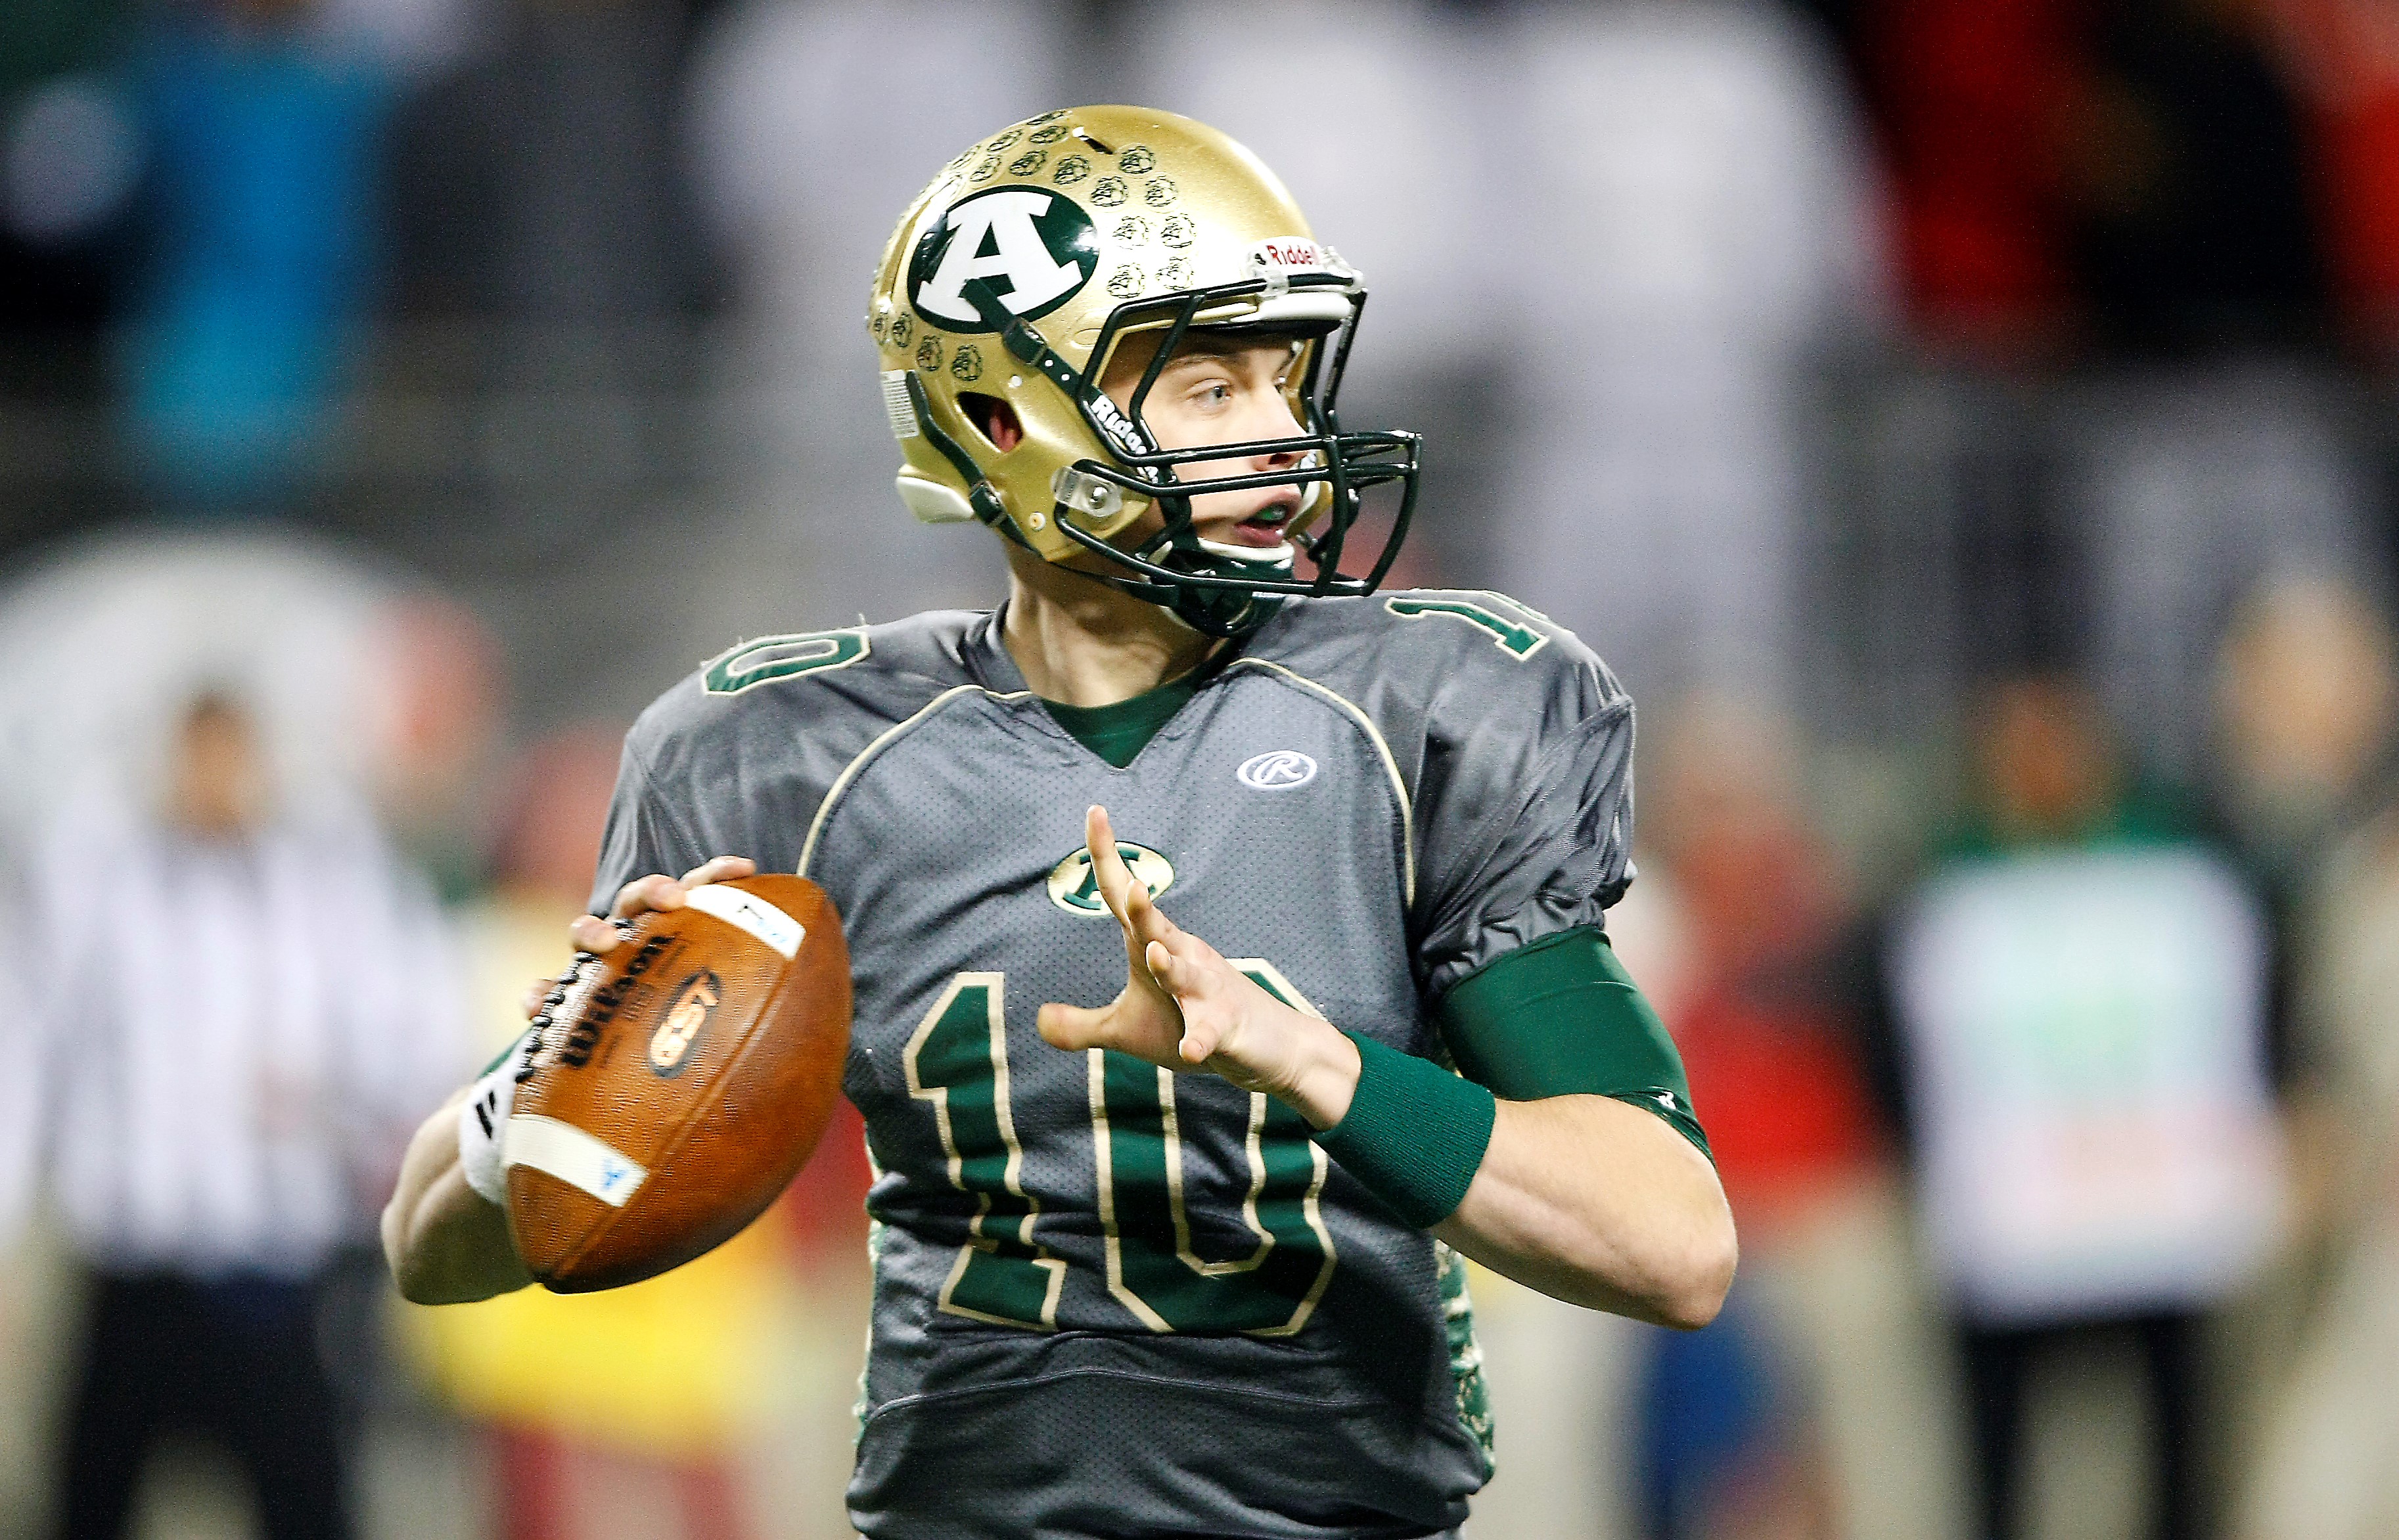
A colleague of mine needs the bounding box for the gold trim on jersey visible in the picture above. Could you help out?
[903,972,1066,1331]
[798,684,1034,878]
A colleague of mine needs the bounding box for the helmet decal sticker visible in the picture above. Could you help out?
[949,344,983,383]
[1117,146,1156,174]
[915,335,941,371]
[1030,124,1068,144]
[1090,177,1128,208]
[1052,154,1091,185]
[1159,214,1196,248]
[1009,149,1046,176]
[888,313,913,347]
[987,127,1023,151]
[910,187,1099,331]
[1111,215,1150,244]
[1143,178,1177,208]
[1107,264,1143,299]
[968,153,1003,182]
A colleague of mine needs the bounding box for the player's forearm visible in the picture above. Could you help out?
[380,1087,533,1305]
[1432,1093,1735,1329]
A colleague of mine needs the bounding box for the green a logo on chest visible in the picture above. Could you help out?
[1047,841,1174,915]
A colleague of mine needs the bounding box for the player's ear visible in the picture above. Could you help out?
[959,394,1023,454]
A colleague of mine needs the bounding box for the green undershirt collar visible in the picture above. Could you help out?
[1039,673,1202,768]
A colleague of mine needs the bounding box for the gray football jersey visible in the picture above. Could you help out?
[592,591,1635,1540]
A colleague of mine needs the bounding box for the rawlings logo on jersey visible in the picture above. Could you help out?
[909,186,1099,333]
[1047,840,1175,916]
[1237,750,1318,790]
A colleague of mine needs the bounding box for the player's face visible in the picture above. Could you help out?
[1099,332,1310,555]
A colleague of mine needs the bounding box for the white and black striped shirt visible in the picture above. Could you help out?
[2,798,472,1278]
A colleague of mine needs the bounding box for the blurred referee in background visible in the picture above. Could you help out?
[1,687,466,1540]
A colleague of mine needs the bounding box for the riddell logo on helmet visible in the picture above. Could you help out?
[909,186,1099,334]
[1252,239,1323,270]
[1085,392,1150,459]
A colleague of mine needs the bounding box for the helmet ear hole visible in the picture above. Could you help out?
[959,393,1023,453]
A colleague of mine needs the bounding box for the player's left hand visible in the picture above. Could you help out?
[1037,805,1359,1126]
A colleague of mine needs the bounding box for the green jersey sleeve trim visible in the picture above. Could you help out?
[1434,924,1712,1161]
[1038,674,1201,768]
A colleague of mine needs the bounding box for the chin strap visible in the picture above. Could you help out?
[902,369,1022,543]
[1042,483,1291,637]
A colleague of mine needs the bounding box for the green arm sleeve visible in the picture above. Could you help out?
[1433,924,1712,1161]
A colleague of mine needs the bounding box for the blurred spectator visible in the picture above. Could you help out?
[1,0,139,342]
[0,687,468,1540]
[1490,0,1885,703]
[1860,0,2325,351]
[1136,0,1504,587]
[2220,579,2399,1539]
[116,0,396,503]
[2074,369,2365,786]
[0,530,490,840]
[2206,574,2394,1336]
[1635,697,1882,1250]
[2065,0,2325,352]
[1858,0,2077,342]
[682,0,1068,626]
[0,533,498,1534]
[2211,572,2399,894]
[1883,673,2285,1540]
[387,0,702,340]
[2261,0,2399,347]
[402,725,865,1540]
[364,590,507,899]
[1611,696,1896,1540]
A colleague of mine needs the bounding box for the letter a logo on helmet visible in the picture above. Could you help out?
[909,187,1098,332]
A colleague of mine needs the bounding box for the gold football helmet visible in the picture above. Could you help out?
[866,105,1419,636]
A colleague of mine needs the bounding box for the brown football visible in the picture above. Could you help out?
[503,874,850,1292]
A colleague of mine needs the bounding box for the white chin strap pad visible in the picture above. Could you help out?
[896,470,978,524]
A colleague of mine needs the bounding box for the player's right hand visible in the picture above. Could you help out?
[518,855,758,1020]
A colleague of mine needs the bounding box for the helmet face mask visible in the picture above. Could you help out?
[869,107,1420,637]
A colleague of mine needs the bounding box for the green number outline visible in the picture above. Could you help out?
[703,627,873,695]
[903,972,1066,1330]
[1384,596,1550,659]
[1089,961,1337,1336]
[905,964,1338,1336]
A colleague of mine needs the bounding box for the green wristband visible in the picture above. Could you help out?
[1312,1030,1497,1229]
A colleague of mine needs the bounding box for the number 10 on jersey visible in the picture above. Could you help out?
[903,968,1337,1337]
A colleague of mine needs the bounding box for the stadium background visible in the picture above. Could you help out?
[5,0,2398,1535]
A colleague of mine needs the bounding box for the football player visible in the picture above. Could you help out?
[386,106,1735,1539]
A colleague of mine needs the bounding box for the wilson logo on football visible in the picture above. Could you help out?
[649,970,721,1077]
[1237,750,1318,790]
